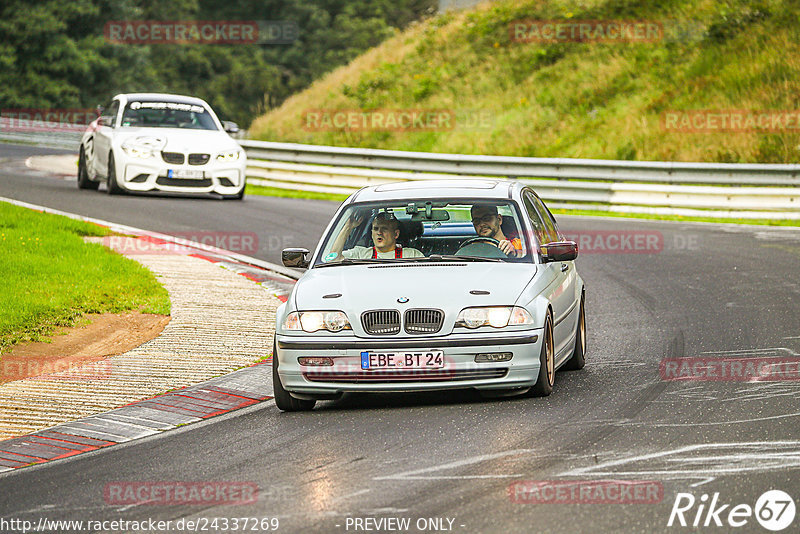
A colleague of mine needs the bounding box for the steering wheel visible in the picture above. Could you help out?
[459,237,500,248]
[455,237,510,258]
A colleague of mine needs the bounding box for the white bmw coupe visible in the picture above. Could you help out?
[78,93,247,199]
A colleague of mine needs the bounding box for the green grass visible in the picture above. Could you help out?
[250,0,800,164]
[246,183,350,202]
[0,202,171,353]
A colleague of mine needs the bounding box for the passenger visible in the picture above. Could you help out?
[469,204,523,257]
[330,212,424,259]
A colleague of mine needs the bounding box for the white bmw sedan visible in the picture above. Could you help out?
[78,93,247,199]
[273,180,586,411]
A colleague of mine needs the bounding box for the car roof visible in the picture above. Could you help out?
[350,179,523,203]
[114,93,210,106]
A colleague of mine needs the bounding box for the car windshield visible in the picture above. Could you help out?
[120,101,218,130]
[315,200,532,267]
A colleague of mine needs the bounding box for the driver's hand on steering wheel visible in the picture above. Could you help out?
[497,239,516,256]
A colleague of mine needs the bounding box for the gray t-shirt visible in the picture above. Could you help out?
[342,246,424,259]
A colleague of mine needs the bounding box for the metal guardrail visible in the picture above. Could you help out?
[240,140,800,219]
[3,129,797,218]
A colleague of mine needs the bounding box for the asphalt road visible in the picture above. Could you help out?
[2,143,800,533]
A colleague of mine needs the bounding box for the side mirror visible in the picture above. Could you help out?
[282,247,310,269]
[541,241,578,262]
[222,121,240,134]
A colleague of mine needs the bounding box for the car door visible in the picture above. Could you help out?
[523,190,578,363]
[91,99,119,177]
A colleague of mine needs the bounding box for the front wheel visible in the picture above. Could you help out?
[106,153,124,195]
[77,147,99,190]
[530,312,555,397]
[272,342,315,412]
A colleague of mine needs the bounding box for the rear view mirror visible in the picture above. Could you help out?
[282,247,310,269]
[541,241,578,262]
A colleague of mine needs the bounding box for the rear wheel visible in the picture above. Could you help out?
[77,147,99,190]
[106,153,124,195]
[530,312,554,397]
[272,341,316,412]
[563,293,586,371]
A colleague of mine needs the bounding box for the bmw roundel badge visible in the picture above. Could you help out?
[397,297,409,303]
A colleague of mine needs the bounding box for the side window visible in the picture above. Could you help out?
[104,100,119,128]
[99,100,119,128]
[528,192,558,243]
[523,192,548,247]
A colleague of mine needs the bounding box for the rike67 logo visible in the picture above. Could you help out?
[668,490,796,531]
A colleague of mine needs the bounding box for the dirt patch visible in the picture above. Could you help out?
[0,313,170,384]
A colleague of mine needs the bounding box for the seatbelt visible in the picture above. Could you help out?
[372,245,402,258]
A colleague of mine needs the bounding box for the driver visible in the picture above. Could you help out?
[470,204,523,257]
[330,212,424,260]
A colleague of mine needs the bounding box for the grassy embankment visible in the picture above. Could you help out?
[251,0,800,161]
[244,0,799,225]
[0,202,170,353]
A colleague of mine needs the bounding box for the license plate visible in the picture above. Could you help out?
[166,169,204,179]
[361,351,444,370]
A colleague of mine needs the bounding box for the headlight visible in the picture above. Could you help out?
[121,136,165,158]
[216,150,241,161]
[282,311,352,333]
[455,306,534,329]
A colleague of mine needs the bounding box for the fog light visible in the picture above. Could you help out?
[474,352,513,363]
[298,357,334,366]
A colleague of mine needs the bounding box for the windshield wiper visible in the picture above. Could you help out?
[409,254,505,263]
[316,258,395,268]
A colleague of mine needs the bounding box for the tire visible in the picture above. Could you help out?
[272,340,316,412]
[563,293,586,371]
[106,153,124,195]
[77,147,99,190]
[530,312,555,397]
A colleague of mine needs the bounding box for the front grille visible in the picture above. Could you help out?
[162,151,184,164]
[361,310,400,335]
[188,153,210,165]
[304,369,508,383]
[404,309,444,334]
[155,177,212,187]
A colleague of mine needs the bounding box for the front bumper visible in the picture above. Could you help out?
[120,159,246,195]
[275,330,544,395]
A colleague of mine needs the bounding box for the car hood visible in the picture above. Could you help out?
[294,262,537,312]
[115,128,240,153]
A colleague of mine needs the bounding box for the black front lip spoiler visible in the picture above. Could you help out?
[277,334,539,351]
